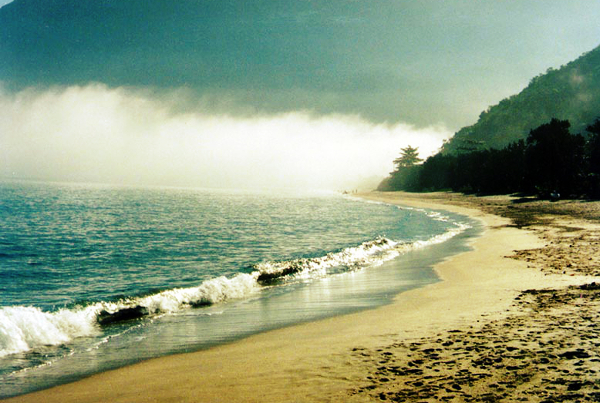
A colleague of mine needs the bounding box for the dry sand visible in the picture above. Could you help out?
[4,191,600,402]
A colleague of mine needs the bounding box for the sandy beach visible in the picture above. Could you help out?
[5,191,600,402]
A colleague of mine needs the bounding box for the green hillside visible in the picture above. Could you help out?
[442,44,600,153]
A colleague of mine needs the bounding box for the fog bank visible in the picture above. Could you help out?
[0,84,450,190]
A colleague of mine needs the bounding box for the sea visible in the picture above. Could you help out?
[0,180,479,398]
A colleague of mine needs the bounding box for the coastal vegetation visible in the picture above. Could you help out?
[379,118,600,198]
[379,44,600,199]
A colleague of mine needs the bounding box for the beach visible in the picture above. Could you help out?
[5,191,600,402]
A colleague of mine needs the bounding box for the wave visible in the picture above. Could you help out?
[0,306,98,358]
[0,218,470,358]
[252,237,397,283]
[0,273,261,358]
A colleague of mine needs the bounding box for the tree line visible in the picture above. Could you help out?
[378,118,600,199]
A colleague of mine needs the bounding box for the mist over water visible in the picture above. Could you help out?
[0,84,450,190]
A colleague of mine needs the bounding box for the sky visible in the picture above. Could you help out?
[1,0,600,190]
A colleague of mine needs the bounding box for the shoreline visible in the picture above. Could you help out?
[5,191,599,402]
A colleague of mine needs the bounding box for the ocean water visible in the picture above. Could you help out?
[0,181,478,398]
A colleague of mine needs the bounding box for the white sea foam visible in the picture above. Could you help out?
[119,273,259,314]
[0,274,260,357]
[253,237,398,281]
[254,217,471,282]
[0,306,98,357]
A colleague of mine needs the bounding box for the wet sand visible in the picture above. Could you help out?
[5,191,599,402]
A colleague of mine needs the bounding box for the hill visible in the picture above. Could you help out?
[442,44,600,153]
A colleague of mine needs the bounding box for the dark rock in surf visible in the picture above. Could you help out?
[97,306,149,325]
[255,262,306,285]
[190,299,212,308]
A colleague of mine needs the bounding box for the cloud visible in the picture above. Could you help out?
[0,84,450,190]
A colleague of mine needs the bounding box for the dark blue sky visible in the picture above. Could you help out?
[2,0,600,128]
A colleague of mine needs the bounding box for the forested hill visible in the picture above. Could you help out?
[442,44,600,153]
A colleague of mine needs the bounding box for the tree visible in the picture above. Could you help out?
[586,119,600,174]
[419,153,455,191]
[524,118,585,195]
[393,146,423,169]
[585,118,600,197]
[379,146,423,191]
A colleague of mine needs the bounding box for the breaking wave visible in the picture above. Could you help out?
[0,216,469,358]
[0,306,98,358]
